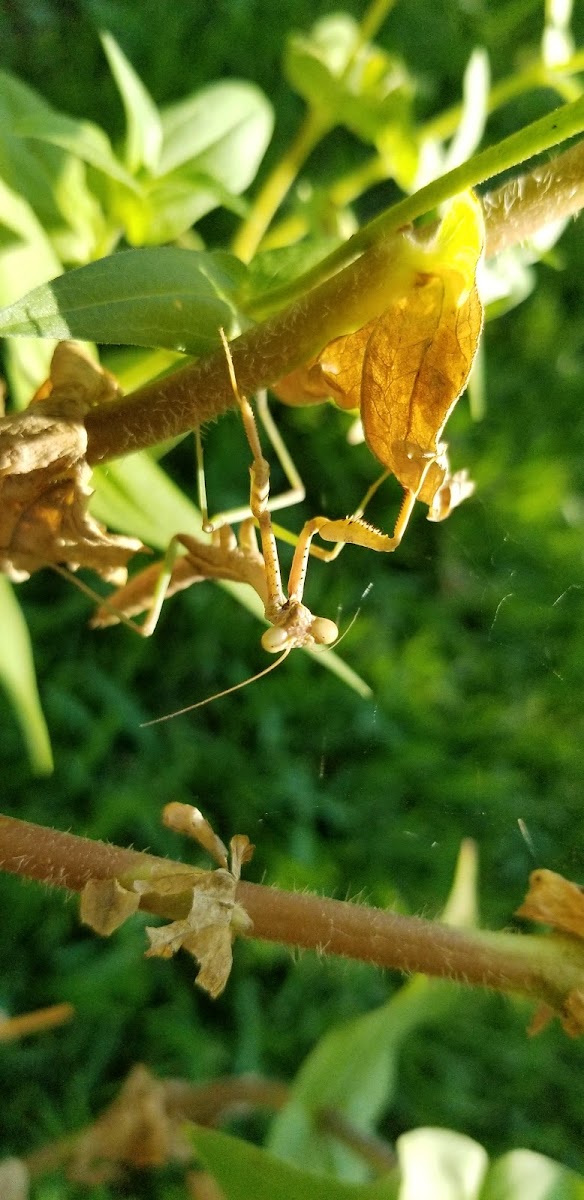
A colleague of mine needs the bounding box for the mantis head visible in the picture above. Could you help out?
[261,600,338,653]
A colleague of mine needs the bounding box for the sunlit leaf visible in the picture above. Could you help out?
[443,49,490,172]
[158,80,274,187]
[0,248,246,354]
[0,176,60,405]
[113,172,246,246]
[481,1148,584,1199]
[396,1128,488,1199]
[14,110,139,190]
[277,192,484,524]
[285,14,413,145]
[100,30,162,174]
[360,268,482,501]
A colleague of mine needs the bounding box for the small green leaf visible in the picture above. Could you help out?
[0,176,60,404]
[158,80,274,189]
[285,15,413,145]
[0,577,53,775]
[396,1129,488,1200]
[0,248,246,354]
[100,30,162,174]
[268,841,478,1181]
[14,111,139,190]
[267,977,451,1181]
[113,172,246,246]
[246,236,341,298]
[481,1149,584,1200]
[189,1125,398,1200]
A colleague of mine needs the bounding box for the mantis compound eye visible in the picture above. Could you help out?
[261,625,290,653]
[311,617,338,646]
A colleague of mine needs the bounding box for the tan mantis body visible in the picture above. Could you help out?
[92,333,441,669]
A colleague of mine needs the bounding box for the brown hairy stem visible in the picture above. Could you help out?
[2,814,584,1028]
[84,140,584,466]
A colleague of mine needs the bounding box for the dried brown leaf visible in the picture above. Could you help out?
[145,868,253,999]
[163,803,229,867]
[91,523,268,630]
[275,192,484,524]
[562,988,584,1037]
[69,1064,189,1184]
[144,822,254,999]
[361,273,482,497]
[0,342,142,583]
[516,868,584,938]
[80,877,141,936]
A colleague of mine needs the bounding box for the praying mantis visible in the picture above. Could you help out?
[89,329,440,717]
[91,192,485,711]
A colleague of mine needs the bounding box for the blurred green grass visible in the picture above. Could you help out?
[1,0,584,1193]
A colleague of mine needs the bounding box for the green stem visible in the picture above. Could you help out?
[231,0,397,262]
[353,0,398,49]
[231,109,330,263]
[250,92,584,317]
[260,50,584,253]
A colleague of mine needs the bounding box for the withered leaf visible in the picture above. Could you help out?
[91,522,269,630]
[516,868,584,939]
[162,802,230,866]
[274,192,484,524]
[0,341,142,583]
[69,1064,189,1184]
[360,270,482,510]
[80,877,141,936]
[145,831,254,999]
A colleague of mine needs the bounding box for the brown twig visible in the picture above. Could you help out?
[84,140,584,466]
[1,814,584,1031]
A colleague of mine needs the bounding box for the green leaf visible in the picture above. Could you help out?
[285,15,413,144]
[0,248,247,354]
[0,70,80,236]
[112,172,246,247]
[14,110,139,190]
[0,71,112,264]
[0,577,53,775]
[268,841,478,1181]
[245,236,341,298]
[267,977,451,1181]
[100,30,162,174]
[481,1149,584,1200]
[396,1129,488,1199]
[158,80,274,188]
[189,1125,398,1200]
[0,176,60,405]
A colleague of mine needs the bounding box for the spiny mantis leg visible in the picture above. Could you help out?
[198,389,305,533]
[219,329,287,618]
[54,534,189,638]
[287,457,437,603]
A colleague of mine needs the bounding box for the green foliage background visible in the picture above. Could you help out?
[1,0,584,1194]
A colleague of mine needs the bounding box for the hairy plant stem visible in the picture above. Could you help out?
[1,814,583,1028]
[85,137,584,466]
